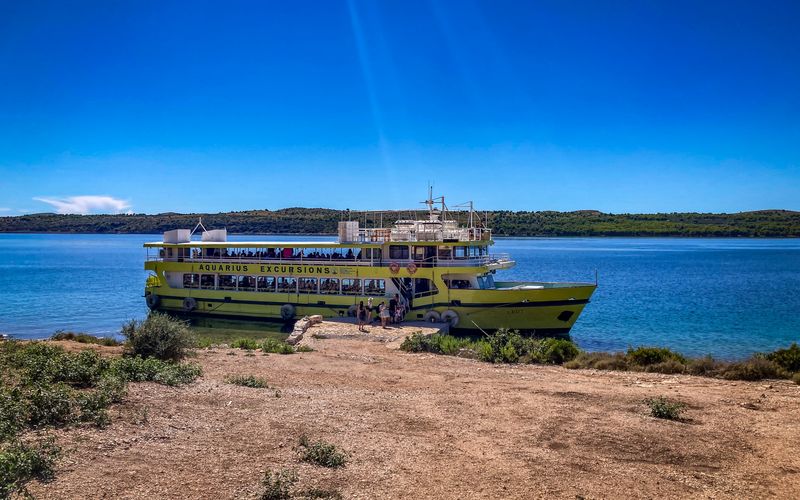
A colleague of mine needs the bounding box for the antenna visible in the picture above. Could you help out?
[190,217,207,236]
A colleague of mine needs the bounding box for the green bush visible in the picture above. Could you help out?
[644,359,686,374]
[295,345,314,353]
[261,339,295,355]
[259,468,297,500]
[720,357,786,381]
[644,396,686,420]
[109,356,201,386]
[24,383,74,428]
[121,312,196,361]
[538,338,580,364]
[296,435,348,468]
[474,340,493,362]
[793,372,800,385]
[766,343,800,373]
[0,437,60,499]
[564,352,628,370]
[226,375,269,388]
[299,488,343,499]
[399,332,434,353]
[686,356,722,377]
[230,338,259,350]
[626,346,686,366]
[0,387,26,441]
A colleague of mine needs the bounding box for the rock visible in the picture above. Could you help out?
[309,315,323,324]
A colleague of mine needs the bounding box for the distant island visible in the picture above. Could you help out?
[1,208,799,237]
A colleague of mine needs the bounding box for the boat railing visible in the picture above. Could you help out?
[147,251,512,268]
[352,226,491,243]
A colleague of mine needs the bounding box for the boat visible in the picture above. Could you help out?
[143,191,596,334]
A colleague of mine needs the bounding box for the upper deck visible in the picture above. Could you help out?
[144,192,513,270]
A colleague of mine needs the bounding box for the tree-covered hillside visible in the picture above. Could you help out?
[1,208,799,237]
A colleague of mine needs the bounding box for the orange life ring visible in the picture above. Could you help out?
[406,262,418,274]
[389,262,400,274]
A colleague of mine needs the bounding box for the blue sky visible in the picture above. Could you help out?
[1,0,798,215]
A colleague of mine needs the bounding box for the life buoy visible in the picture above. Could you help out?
[182,297,197,312]
[280,304,296,320]
[347,305,358,317]
[422,310,441,323]
[389,262,400,274]
[441,310,459,327]
[406,263,418,274]
[146,293,160,310]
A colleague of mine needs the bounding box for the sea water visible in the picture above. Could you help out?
[0,233,798,359]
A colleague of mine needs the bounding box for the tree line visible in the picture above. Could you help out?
[1,208,799,237]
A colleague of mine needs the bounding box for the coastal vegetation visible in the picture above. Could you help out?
[644,397,686,421]
[2,208,800,237]
[0,314,202,497]
[401,332,800,383]
[122,312,197,362]
[226,375,269,388]
[50,331,120,346]
[259,468,342,500]
[296,435,348,469]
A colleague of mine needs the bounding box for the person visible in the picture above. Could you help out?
[394,300,405,324]
[356,301,368,332]
[367,297,375,325]
[389,294,398,324]
[379,302,389,329]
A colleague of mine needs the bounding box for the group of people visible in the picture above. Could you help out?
[191,248,362,261]
[355,294,407,331]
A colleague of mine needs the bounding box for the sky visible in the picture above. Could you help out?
[0,0,799,215]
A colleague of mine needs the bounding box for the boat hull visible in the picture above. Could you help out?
[144,282,596,334]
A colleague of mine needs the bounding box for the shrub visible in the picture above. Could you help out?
[230,338,259,350]
[686,356,722,377]
[720,357,786,381]
[259,468,297,500]
[766,343,800,373]
[0,437,61,499]
[538,338,581,364]
[626,346,686,367]
[295,345,314,353]
[644,359,686,374]
[644,396,685,420]
[24,383,75,428]
[564,352,629,371]
[51,331,120,346]
[226,375,268,388]
[296,435,348,468]
[399,332,433,353]
[121,312,196,361]
[261,339,295,355]
[109,356,201,386]
[0,387,26,441]
[474,340,493,362]
[793,373,800,385]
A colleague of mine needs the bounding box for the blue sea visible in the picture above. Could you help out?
[0,233,798,359]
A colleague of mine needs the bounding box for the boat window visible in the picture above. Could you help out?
[238,275,256,292]
[320,278,340,294]
[183,274,200,288]
[364,248,382,260]
[257,276,275,292]
[277,277,297,293]
[477,274,495,290]
[200,274,216,289]
[219,275,236,290]
[342,279,362,295]
[298,277,317,294]
[364,279,385,296]
[453,246,467,259]
[437,246,452,260]
[413,278,439,297]
[389,245,409,260]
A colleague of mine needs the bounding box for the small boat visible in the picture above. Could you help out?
[143,191,596,334]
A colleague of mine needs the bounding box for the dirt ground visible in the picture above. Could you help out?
[28,321,800,499]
